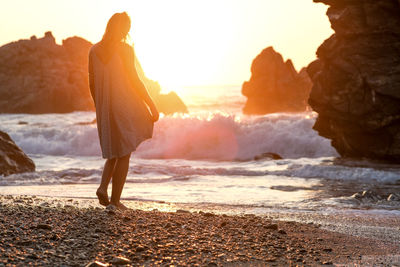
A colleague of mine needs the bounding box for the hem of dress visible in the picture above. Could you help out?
[102,150,134,160]
[101,134,152,159]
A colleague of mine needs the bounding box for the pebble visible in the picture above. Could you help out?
[135,245,146,252]
[220,221,228,227]
[264,224,278,230]
[36,224,52,230]
[111,256,131,265]
[176,209,190,213]
[387,193,400,201]
[122,216,131,222]
[85,261,108,267]
[106,209,116,215]
[27,254,39,260]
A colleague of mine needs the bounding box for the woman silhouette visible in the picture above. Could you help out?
[89,12,159,210]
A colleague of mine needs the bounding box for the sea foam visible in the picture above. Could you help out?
[0,111,337,160]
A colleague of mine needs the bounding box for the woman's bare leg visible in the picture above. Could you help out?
[96,158,117,206]
[110,154,131,209]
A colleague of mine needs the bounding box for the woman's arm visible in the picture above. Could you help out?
[121,44,159,122]
[88,50,96,103]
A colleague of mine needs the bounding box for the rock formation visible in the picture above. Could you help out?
[307,0,400,161]
[0,32,187,114]
[0,131,35,176]
[0,32,93,113]
[242,47,312,115]
[134,65,188,114]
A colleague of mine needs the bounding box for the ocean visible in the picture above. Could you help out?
[1,85,400,232]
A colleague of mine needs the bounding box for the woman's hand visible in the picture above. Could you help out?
[150,105,159,122]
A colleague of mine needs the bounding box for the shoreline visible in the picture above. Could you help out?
[1,195,399,266]
[1,190,400,243]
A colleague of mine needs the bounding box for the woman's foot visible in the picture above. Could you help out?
[108,201,129,211]
[116,202,129,210]
[96,188,110,206]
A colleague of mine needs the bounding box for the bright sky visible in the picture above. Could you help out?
[1,0,332,90]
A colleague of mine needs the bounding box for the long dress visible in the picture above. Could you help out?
[88,43,153,159]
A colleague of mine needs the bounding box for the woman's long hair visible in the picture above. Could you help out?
[99,12,131,57]
[99,12,152,95]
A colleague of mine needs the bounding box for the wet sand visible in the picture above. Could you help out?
[0,195,399,266]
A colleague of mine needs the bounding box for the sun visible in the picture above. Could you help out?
[124,1,237,91]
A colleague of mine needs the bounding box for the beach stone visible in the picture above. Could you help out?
[36,223,52,230]
[176,209,190,214]
[16,240,33,246]
[27,254,39,260]
[278,229,287,235]
[85,261,108,267]
[351,192,363,200]
[0,32,187,115]
[50,233,59,240]
[298,249,307,254]
[0,131,35,176]
[264,224,278,230]
[106,208,116,215]
[135,245,146,252]
[242,46,312,114]
[387,193,400,202]
[220,221,228,227]
[352,190,383,202]
[122,216,131,222]
[362,190,382,201]
[307,0,400,161]
[254,152,283,161]
[111,256,131,265]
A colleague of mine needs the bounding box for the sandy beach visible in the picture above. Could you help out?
[1,195,399,266]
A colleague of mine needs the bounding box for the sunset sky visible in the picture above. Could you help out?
[1,0,332,90]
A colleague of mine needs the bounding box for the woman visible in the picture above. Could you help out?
[88,12,159,210]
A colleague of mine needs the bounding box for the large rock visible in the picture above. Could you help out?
[134,61,188,114]
[242,47,312,115]
[0,32,93,113]
[307,0,400,161]
[0,32,187,115]
[0,131,35,176]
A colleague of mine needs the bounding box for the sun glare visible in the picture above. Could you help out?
[128,1,237,90]
[120,0,331,91]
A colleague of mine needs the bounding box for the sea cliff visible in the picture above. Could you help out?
[307,0,400,161]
